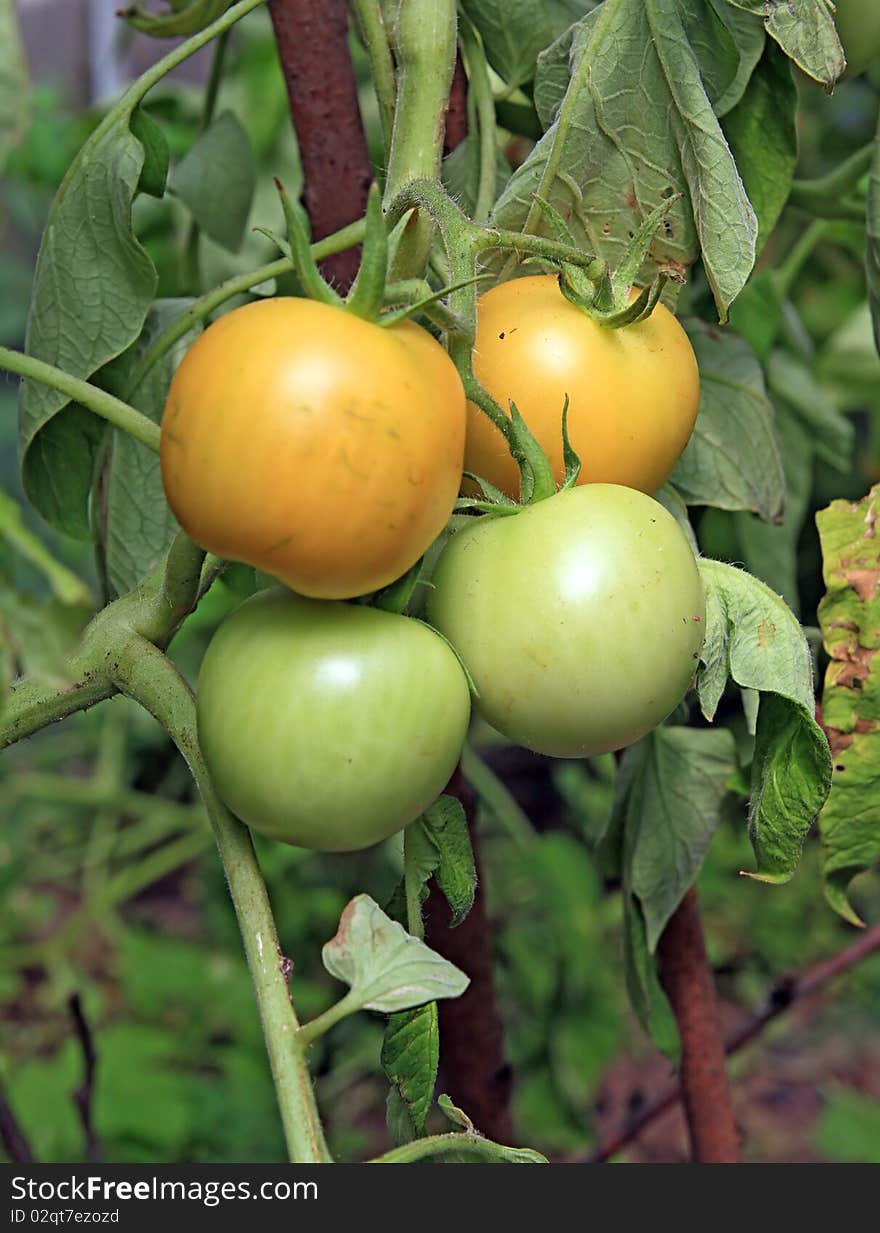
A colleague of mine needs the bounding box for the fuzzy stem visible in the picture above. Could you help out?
[383,0,458,278]
[112,638,331,1164]
[0,347,160,452]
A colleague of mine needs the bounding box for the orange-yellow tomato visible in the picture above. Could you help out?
[465,274,700,498]
[160,297,465,599]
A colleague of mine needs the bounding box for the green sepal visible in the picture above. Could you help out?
[346,184,388,321]
[274,177,342,307]
[367,558,425,616]
[558,395,581,491]
[507,401,556,505]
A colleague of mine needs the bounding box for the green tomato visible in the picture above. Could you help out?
[835,0,880,77]
[427,485,705,758]
[197,589,471,851]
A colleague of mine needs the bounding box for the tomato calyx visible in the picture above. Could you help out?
[269,179,485,329]
[457,394,581,518]
[531,192,685,329]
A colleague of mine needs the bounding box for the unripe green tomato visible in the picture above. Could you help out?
[427,485,705,758]
[835,0,880,78]
[197,590,471,851]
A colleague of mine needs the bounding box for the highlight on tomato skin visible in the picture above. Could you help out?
[463,274,700,500]
[159,296,467,601]
[196,589,473,852]
[428,483,706,760]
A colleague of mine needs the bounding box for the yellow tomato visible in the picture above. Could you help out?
[465,274,700,497]
[160,297,465,599]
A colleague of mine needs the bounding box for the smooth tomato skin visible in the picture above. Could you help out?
[465,275,699,498]
[427,485,705,758]
[197,589,471,851]
[161,297,466,600]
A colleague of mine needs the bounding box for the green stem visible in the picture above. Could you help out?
[791,142,872,208]
[123,217,365,401]
[98,829,210,908]
[775,219,831,296]
[112,637,331,1164]
[0,347,160,453]
[383,0,458,278]
[297,990,362,1049]
[459,745,535,849]
[352,0,396,158]
[459,19,496,225]
[369,1132,546,1164]
[0,490,92,605]
[181,28,232,293]
[135,530,206,646]
[1,670,117,749]
[403,826,425,939]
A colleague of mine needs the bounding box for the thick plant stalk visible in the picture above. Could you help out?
[589,917,880,1164]
[383,0,458,277]
[268,0,372,290]
[656,888,741,1163]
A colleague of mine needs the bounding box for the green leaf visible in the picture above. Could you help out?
[766,350,854,472]
[697,558,832,882]
[172,111,255,253]
[19,113,158,537]
[498,0,758,320]
[100,299,200,596]
[733,397,812,613]
[120,0,234,38]
[0,488,92,605]
[815,1088,880,1164]
[615,727,738,953]
[721,39,797,256]
[130,108,170,199]
[0,0,28,173]
[322,894,470,1014]
[622,894,678,1058]
[671,321,785,520]
[726,0,845,86]
[381,1002,439,1142]
[441,135,511,218]
[459,0,590,88]
[420,796,476,926]
[816,487,880,924]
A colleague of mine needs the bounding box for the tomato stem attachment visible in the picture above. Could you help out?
[346,183,389,319]
[275,178,344,307]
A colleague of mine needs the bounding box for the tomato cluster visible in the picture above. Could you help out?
[165,277,703,852]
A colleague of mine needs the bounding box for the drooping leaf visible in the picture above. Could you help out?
[622,894,678,1059]
[0,0,29,173]
[459,0,591,88]
[496,0,759,319]
[419,796,476,926]
[322,895,469,1014]
[19,114,158,537]
[172,111,255,253]
[120,0,234,38]
[734,396,815,612]
[381,1002,439,1143]
[726,0,845,85]
[100,300,201,596]
[671,321,785,520]
[130,107,170,199]
[721,39,797,255]
[614,727,738,953]
[697,558,832,882]
[816,487,880,924]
